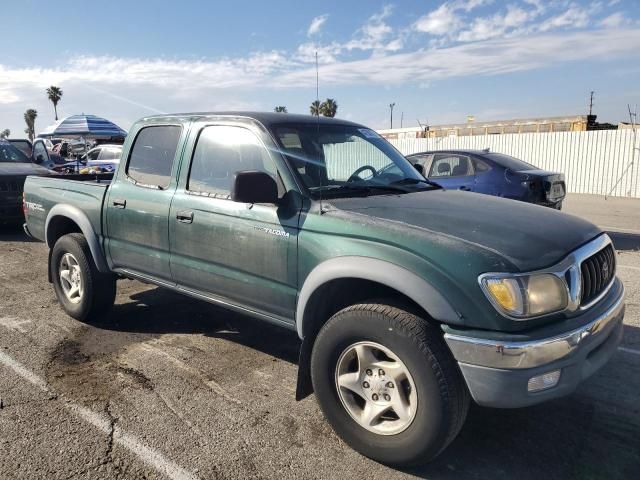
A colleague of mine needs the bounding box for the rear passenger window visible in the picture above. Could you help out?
[127,126,181,188]
[188,125,276,198]
[429,154,472,178]
[473,157,491,173]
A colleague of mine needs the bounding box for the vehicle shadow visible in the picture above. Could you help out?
[90,286,640,480]
[91,286,300,364]
[608,231,640,251]
[0,223,36,242]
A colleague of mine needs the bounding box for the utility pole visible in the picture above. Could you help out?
[389,103,395,129]
[400,111,404,128]
[589,91,594,116]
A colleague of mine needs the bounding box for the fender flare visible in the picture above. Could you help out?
[45,204,110,273]
[295,256,459,339]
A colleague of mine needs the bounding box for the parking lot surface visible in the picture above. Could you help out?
[1,194,639,480]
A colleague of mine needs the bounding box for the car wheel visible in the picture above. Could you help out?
[311,302,469,466]
[51,233,116,321]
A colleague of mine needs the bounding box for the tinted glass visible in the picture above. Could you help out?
[127,126,181,188]
[87,149,100,160]
[407,154,433,166]
[0,142,30,163]
[10,140,32,157]
[98,147,121,160]
[472,157,491,173]
[485,153,536,171]
[188,125,276,198]
[32,142,49,163]
[429,154,472,177]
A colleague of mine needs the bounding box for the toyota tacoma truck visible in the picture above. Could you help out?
[23,112,625,466]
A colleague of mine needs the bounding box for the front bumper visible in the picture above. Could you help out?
[444,279,625,408]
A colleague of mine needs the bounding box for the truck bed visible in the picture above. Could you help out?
[23,174,113,243]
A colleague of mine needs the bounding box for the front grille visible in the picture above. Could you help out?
[580,244,616,306]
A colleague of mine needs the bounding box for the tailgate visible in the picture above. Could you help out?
[0,175,26,222]
[24,175,111,242]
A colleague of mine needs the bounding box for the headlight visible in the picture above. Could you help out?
[480,273,568,318]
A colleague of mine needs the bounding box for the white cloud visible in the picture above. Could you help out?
[458,5,534,42]
[307,14,328,36]
[280,28,640,86]
[600,12,625,28]
[538,5,591,32]
[414,4,461,35]
[297,5,402,62]
[414,0,492,36]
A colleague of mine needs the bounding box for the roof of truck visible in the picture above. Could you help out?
[139,111,364,128]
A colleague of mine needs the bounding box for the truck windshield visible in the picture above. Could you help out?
[0,142,30,163]
[273,124,434,197]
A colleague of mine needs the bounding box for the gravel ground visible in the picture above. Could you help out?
[0,194,639,480]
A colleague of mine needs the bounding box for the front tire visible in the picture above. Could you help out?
[311,302,469,466]
[50,233,116,321]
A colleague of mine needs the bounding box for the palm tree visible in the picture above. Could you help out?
[0,128,10,139]
[310,100,321,116]
[321,98,338,118]
[46,86,63,120]
[24,109,38,142]
[274,106,288,113]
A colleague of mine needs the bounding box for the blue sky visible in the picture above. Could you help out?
[1,0,639,136]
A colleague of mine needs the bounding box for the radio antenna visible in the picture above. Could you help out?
[316,50,325,214]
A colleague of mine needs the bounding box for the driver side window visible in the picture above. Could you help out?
[188,125,277,198]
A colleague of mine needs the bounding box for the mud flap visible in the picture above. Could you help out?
[47,248,53,283]
[295,336,314,401]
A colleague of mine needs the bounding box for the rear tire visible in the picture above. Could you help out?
[50,233,116,321]
[311,302,469,466]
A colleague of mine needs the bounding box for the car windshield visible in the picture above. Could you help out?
[272,124,434,197]
[0,142,30,163]
[485,152,537,171]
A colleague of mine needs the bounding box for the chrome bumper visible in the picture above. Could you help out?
[444,283,625,370]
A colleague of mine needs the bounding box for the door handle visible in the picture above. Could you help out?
[459,186,471,191]
[176,210,194,224]
[112,198,127,208]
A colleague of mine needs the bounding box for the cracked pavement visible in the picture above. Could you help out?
[1,194,639,479]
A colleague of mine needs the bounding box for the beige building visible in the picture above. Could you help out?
[378,115,614,139]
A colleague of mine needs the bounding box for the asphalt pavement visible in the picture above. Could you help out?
[0,193,639,480]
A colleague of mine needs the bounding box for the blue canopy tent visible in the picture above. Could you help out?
[38,114,127,171]
[39,114,126,139]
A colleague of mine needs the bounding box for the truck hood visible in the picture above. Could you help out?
[0,162,51,176]
[325,189,601,271]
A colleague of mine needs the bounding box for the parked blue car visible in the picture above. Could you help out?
[407,149,566,209]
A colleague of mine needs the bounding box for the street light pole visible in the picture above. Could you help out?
[389,103,395,129]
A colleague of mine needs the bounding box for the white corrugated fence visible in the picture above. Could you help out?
[388,129,640,198]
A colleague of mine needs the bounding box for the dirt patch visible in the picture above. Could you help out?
[45,325,160,406]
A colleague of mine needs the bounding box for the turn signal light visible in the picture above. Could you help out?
[527,370,561,392]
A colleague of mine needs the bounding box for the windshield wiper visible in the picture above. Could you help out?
[390,177,441,189]
[315,183,410,196]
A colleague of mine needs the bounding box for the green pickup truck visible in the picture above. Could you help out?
[23,112,625,465]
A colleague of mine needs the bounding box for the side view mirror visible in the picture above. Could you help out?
[231,170,278,204]
[413,163,424,175]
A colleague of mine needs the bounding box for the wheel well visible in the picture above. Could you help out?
[46,215,82,249]
[301,278,432,342]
